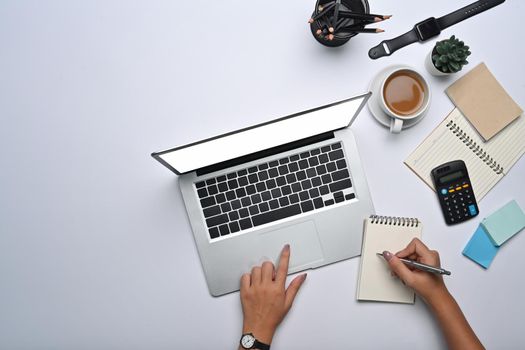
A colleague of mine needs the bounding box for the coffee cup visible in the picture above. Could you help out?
[379,67,431,133]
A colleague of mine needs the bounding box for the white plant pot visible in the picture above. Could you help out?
[425,50,452,76]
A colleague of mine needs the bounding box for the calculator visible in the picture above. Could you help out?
[431,160,479,225]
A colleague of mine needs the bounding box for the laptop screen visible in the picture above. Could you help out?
[152,93,370,174]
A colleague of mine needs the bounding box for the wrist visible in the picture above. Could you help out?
[242,322,275,345]
[425,285,452,309]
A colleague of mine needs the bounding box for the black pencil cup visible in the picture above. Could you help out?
[310,0,370,47]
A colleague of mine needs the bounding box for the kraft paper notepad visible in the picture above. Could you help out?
[462,225,499,269]
[357,215,422,304]
[446,62,523,141]
[481,200,525,246]
[405,108,525,201]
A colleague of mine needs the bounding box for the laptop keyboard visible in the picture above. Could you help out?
[195,142,356,240]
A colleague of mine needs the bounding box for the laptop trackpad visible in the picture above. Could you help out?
[257,220,324,272]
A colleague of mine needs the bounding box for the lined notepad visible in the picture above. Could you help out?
[357,215,422,304]
[405,108,525,200]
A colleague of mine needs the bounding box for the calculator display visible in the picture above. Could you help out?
[439,170,464,184]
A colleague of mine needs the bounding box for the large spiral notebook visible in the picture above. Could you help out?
[357,215,422,304]
[405,108,525,201]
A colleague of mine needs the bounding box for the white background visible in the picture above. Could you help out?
[1,1,524,349]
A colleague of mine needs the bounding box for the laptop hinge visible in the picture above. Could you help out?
[196,131,335,176]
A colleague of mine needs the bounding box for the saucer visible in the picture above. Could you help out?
[367,64,427,130]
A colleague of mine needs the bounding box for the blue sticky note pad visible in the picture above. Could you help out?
[481,200,525,246]
[462,225,499,269]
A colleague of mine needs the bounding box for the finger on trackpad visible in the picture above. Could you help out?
[257,220,324,273]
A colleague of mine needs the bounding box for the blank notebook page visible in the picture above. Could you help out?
[357,216,422,304]
[405,108,525,200]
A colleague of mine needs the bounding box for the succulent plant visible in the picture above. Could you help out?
[432,35,471,73]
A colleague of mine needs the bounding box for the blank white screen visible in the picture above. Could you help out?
[156,94,368,174]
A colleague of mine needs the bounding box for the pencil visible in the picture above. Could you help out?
[334,18,349,31]
[329,0,341,33]
[334,16,378,32]
[338,27,384,33]
[309,2,336,22]
[338,11,391,21]
[318,1,335,12]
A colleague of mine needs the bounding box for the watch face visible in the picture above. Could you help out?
[241,334,255,348]
[415,17,440,40]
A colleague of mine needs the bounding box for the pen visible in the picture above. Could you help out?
[376,253,451,275]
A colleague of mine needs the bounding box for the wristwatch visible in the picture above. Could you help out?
[239,333,271,350]
[368,0,505,59]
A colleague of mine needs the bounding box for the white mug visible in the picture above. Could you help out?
[379,68,431,133]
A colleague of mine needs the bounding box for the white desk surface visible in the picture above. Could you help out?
[1,1,524,349]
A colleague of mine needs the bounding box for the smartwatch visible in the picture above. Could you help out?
[368,0,505,59]
[240,333,271,350]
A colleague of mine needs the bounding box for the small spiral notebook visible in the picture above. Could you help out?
[405,108,525,201]
[357,215,422,304]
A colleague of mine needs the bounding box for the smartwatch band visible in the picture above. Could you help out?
[368,0,505,59]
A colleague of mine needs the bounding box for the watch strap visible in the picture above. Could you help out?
[368,29,419,59]
[368,0,505,59]
[437,0,505,29]
[253,340,270,350]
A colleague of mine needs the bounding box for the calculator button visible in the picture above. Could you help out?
[468,204,477,216]
[463,184,469,188]
[440,188,448,195]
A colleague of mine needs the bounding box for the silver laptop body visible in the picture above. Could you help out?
[152,93,375,296]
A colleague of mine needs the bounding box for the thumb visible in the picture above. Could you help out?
[383,251,414,286]
[284,273,307,311]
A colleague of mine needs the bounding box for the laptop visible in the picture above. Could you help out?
[152,92,375,296]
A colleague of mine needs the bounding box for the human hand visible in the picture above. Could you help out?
[239,244,307,346]
[383,238,450,305]
[384,240,484,350]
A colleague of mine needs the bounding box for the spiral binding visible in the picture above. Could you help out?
[446,120,504,175]
[369,215,419,227]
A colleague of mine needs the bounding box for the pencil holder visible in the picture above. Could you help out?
[310,0,370,47]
